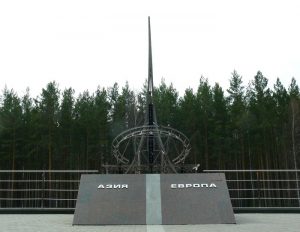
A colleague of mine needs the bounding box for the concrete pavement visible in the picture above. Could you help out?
[0,214,299,232]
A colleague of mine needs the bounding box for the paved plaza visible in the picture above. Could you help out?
[0,214,300,232]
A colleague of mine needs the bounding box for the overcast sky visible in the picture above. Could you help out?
[0,0,299,98]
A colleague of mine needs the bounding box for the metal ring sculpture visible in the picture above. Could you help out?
[112,125,191,173]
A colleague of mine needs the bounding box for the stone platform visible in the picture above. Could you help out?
[0,214,300,232]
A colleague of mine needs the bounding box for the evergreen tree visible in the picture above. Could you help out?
[0,88,22,170]
[93,87,110,168]
[121,82,136,129]
[196,77,213,169]
[212,83,229,169]
[247,71,274,169]
[108,83,125,137]
[37,82,60,170]
[20,88,36,169]
[288,78,300,169]
[227,70,245,128]
[59,88,75,169]
[73,90,94,169]
[154,79,179,127]
[272,78,289,169]
[227,70,246,169]
[178,88,197,164]
[287,77,300,201]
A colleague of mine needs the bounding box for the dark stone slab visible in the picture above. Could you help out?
[73,173,235,225]
[160,173,235,224]
[73,174,146,225]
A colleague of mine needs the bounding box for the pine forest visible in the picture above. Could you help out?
[0,70,300,173]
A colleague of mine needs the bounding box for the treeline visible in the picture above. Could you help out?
[0,70,300,171]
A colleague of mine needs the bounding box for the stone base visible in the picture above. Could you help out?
[73,173,235,225]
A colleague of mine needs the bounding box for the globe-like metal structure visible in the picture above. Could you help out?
[112,17,191,173]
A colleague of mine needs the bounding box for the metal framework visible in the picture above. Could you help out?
[111,17,191,173]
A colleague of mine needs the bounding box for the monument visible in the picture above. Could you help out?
[73,17,235,225]
[111,17,191,174]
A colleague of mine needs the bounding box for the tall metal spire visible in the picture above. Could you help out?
[146,17,157,125]
[147,16,155,172]
[148,16,154,103]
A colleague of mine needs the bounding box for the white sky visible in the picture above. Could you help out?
[0,0,299,98]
